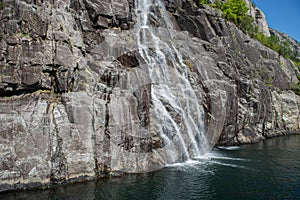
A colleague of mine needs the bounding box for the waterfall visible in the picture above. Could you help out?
[135,0,209,163]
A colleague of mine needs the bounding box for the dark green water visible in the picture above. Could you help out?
[1,135,300,200]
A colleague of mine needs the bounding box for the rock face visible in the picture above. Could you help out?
[270,28,300,61]
[0,0,299,192]
[244,0,270,37]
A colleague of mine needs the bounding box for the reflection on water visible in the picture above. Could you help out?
[1,135,300,200]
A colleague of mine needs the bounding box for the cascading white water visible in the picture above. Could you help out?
[135,0,209,163]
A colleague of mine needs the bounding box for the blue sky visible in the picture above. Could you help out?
[251,0,300,42]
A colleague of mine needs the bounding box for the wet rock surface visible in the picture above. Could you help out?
[0,0,299,192]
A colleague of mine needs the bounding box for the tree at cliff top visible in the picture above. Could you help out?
[198,0,255,35]
[198,0,300,88]
[217,0,249,25]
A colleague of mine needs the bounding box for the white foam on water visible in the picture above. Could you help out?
[165,149,249,172]
[166,159,201,168]
[207,161,245,169]
[207,155,248,161]
[217,146,241,150]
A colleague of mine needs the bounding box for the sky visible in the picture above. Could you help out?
[251,0,300,42]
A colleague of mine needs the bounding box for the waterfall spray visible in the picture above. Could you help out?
[135,0,209,163]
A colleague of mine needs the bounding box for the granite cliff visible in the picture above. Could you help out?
[0,0,299,192]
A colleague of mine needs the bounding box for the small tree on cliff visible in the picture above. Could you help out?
[199,0,210,4]
[219,0,250,26]
[205,0,254,34]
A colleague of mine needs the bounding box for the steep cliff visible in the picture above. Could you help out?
[0,0,299,192]
[269,28,300,61]
[244,0,270,37]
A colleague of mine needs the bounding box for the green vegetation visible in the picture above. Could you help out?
[196,0,300,64]
[183,60,193,68]
[0,2,4,10]
[264,76,273,87]
[216,0,249,25]
[197,0,258,36]
[293,72,300,95]
[293,83,300,95]
[292,60,300,67]
[253,32,295,59]
[197,0,251,28]
[196,0,300,93]
[252,32,300,94]
[199,0,210,4]
[15,32,30,38]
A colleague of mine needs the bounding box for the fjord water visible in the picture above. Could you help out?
[2,134,300,200]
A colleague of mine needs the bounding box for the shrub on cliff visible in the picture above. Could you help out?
[253,32,299,62]
[219,0,249,25]
[199,0,210,4]
[199,0,255,35]
[198,0,300,77]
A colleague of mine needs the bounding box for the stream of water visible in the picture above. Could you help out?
[135,0,209,163]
